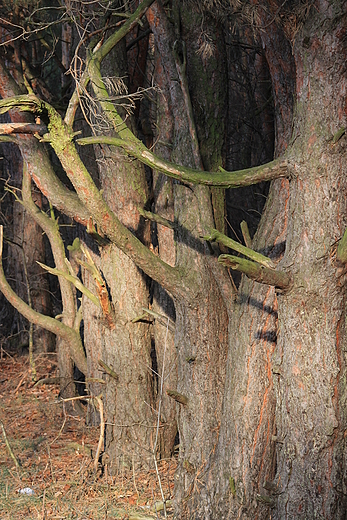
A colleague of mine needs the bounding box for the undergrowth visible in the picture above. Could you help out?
[0,351,175,519]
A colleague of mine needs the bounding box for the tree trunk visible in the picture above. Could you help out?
[81,144,156,468]
[82,241,156,470]
[146,3,232,514]
[187,2,347,518]
[152,58,178,459]
[207,178,290,519]
[80,37,157,468]
[273,3,347,516]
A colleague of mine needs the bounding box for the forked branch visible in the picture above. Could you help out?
[204,229,275,268]
[0,93,187,300]
[0,225,87,373]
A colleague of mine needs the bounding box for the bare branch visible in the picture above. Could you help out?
[0,59,90,225]
[92,0,155,63]
[77,135,289,188]
[64,0,155,127]
[21,166,87,374]
[139,207,176,230]
[240,220,252,248]
[166,389,188,405]
[37,261,101,308]
[0,122,47,135]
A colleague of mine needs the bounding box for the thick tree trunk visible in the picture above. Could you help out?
[190,2,347,519]
[173,279,229,516]
[152,65,178,459]
[147,4,232,515]
[207,178,289,520]
[273,3,347,516]
[82,242,155,470]
[81,40,155,467]
[82,145,155,468]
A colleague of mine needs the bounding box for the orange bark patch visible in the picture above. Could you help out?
[297,380,305,390]
[250,387,269,466]
[307,131,317,152]
[292,364,300,376]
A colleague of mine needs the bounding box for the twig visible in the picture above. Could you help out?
[37,260,101,308]
[0,421,21,469]
[138,207,176,230]
[59,395,92,402]
[204,229,275,269]
[152,318,170,519]
[137,308,175,333]
[46,442,55,483]
[41,488,46,520]
[50,401,67,446]
[240,220,252,248]
[5,215,37,382]
[14,373,27,393]
[218,254,292,290]
[166,389,188,405]
[21,238,36,382]
[132,454,139,498]
[98,359,118,381]
[94,395,105,472]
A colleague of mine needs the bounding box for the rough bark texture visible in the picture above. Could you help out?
[82,242,155,469]
[189,2,347,519]
[273,3,347,517]
[81,152,156,469]
[152,48,178,459]
[147,4,232,516]
[80,35,158,468]
[208,178,289,520]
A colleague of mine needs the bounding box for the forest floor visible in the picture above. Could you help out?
[0,351,175,519]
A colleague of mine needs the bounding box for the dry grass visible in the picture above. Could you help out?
[0,352,175,519]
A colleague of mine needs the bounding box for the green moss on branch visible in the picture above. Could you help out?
[139,207,176,229]
[77,135,288,188]
[337,229,347,263]
[205,229,275,268]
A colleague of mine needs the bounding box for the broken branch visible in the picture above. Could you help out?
[166,389,188,405]
[218,254,292,290]
[204,229,275,268]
